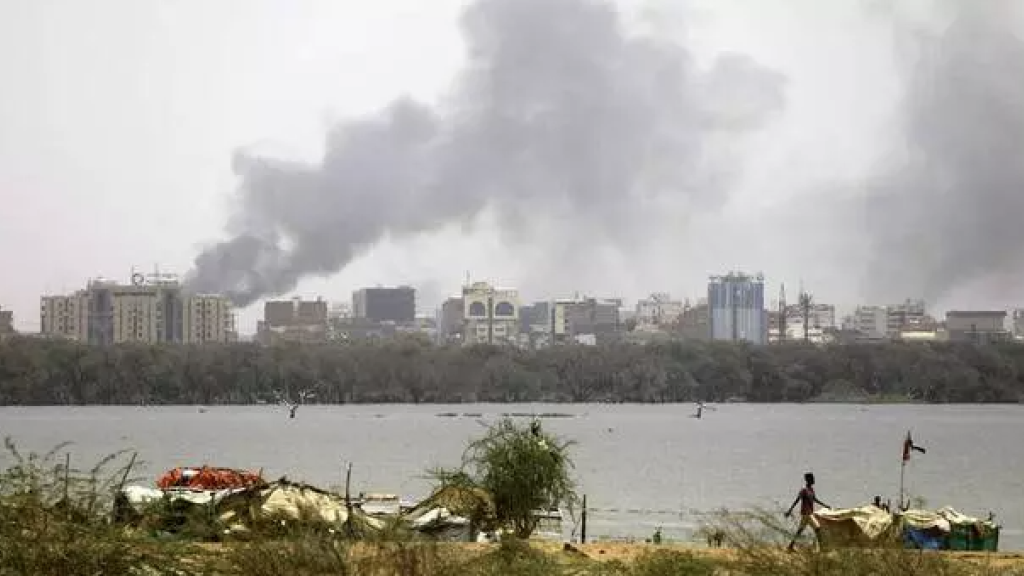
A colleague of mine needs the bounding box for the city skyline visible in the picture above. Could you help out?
[18,267,1024,344]
[2,2,1023,335]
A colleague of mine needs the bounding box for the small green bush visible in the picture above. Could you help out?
[431,417,577,538]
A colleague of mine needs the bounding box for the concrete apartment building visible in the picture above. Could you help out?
[518,301,552,347]
[437,297,465,343]
[1014,309,1024,341]
[352,286,415,323]
[40,293,90,341]
[183,294,237,344]
[257,298,329,344]
[887,299,927,335]
[559,297,621,343]
[462,281,519,345]
[848,305,889,340]
[708,272,767,345]
[40,272,235,344]
[945,310,1010,344]
[635,293,683,328]
[0,306,13,339]
[514,297,623,346]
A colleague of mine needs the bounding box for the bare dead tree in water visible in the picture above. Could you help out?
[274,389,315,419]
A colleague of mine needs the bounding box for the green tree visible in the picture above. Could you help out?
[432,418,577,539]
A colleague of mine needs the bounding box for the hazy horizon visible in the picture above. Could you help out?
[2,0,1022,334]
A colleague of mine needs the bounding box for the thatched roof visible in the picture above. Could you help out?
[407,485,496,525]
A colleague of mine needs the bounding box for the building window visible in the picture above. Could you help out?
[468,302,486,317]
[494,302,515,317]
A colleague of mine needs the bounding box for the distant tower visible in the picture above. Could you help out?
[779,283,787,344]
[798,281,813,342]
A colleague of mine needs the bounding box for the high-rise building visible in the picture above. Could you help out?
[352,286,415,323]
[708,272,767,345]
[40,293,90,341]
[462,282,519,345]
[257,298,328,344]
[39,271,235,344]
[183,294,237,344]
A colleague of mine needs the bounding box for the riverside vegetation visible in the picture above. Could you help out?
[2,337,1024,405]
[2,421,1023,575]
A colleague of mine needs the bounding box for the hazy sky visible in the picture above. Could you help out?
[1,0,1020,333]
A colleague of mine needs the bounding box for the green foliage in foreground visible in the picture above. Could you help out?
[3,337,1024,405]
[431,417,577,538]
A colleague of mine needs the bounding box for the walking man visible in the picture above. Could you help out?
[784,472,830,551]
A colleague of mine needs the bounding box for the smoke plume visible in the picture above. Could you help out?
[863,0,1024,303]
[188,0,785,306]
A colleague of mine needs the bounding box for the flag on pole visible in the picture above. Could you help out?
[902,430,926,461]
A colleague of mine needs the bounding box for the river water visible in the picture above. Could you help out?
[1,403,1021,549]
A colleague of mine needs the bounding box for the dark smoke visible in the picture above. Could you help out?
[188,0,785,306]
[863,0,1024,303]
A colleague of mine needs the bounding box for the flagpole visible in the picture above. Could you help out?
[899,458,906,510]
[899,429,909,511]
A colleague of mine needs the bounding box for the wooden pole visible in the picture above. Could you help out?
[580,494,587,544]
[344,462,353,510]
[899,459,906,511]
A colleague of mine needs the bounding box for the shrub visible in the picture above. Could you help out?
[431,417,577,538]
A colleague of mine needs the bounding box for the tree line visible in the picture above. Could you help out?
[1,336,1022,405]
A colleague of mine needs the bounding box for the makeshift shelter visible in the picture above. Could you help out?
[815,505,897,547]
[403,485,497,541]
[900,507,1000,551]
[118,478,385,538]
[235,479,385,536]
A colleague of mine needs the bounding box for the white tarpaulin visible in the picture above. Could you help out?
[410,507,470,529]
[121,485,250,512]
[259,483,385,529]
[815,505,894,540]
[900,506,996,533]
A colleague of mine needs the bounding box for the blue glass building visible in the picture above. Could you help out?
[708,272,767,345]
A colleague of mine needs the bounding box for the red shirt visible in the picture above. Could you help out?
[799,487,816,515]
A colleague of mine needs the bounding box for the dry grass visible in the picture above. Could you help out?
[3,440,1022,575]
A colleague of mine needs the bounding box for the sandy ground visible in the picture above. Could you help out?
[531,541,1024,569]
[196,539,1024,570]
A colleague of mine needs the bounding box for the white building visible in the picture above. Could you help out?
[635,293,683,328]
[462,282,520,345]
[849,305,889,339]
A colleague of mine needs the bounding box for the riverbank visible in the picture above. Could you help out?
[190,539,1024,574]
